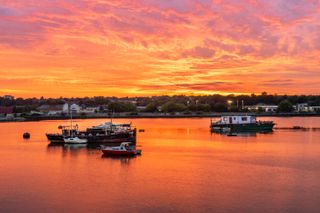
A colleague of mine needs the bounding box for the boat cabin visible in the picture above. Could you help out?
[218,115,256,125]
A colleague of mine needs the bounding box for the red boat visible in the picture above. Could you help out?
[101,142,142,156]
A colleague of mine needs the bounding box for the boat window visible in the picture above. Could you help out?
[233,117,236,120]
[241,117,247,121]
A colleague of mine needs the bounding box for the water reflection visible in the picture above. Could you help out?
[63,144,87,149]
[46,142,141,159]
[47,143,92,157]
[101,154,139,165]
[210,129,274,137]
[2,118,320,213]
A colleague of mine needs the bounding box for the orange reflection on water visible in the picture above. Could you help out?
[0,117,320,212]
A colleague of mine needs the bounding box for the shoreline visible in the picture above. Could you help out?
[1,112,320,123]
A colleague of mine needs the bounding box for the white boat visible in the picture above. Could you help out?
[64,137,87,144]
[101,142,142,156]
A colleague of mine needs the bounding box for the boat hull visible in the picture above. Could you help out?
[101,150,138,156]
[211,122,274,132]
[46,133,136,144]
[64,139,87,144]
[46,134,64,143]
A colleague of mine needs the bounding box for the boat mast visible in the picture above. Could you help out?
[111,109,113,124]
[70,108,73,137]
[110,109,114,132]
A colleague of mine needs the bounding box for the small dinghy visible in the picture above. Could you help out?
[64,137,87,144]
[101,142,141,156]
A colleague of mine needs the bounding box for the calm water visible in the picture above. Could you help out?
[1,117,320,213]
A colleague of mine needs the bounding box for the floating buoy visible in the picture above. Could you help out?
[23,132,30,139]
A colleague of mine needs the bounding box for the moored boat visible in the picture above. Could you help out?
[210,115,275,133]
[101,142,142,156]
[64,137,87,144]
[46,121,136,144]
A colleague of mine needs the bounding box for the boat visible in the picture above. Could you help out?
[46,121,136,144]
[64,136,87,144]
[101,142,142,156]
[210,115,275,133]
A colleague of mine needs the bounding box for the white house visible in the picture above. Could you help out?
[70,104,80,113]
[309,106,320,112]
[295,103,320,112]
[296,103,309,112]
[62,103,69,113]
[80,107,98,114]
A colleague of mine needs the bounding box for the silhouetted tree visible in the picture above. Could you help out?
[277,100,294,112]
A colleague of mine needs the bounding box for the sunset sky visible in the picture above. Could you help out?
[0,0,320,97]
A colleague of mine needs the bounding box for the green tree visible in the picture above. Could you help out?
[144,102,158,112]
[161,101,186,113]
[108,102,136,112]
[197,104,211,112]
[212,103,228,112]
[277,100,294,112]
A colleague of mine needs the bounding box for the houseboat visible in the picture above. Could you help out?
[210,115,275,132]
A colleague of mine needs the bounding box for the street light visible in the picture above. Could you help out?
[227,100,233,111]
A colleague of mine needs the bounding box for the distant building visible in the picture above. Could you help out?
[70,104,80,113]
[6,114,14,119]
[296,103,309,112]
[37,104,65,113]
[246,104,278,112]
[136,106,147,112]
[295,103,320,112]
[80,107,98,114]
[3,95,14,100]
[308,106,320,112]
[62,103,69,113]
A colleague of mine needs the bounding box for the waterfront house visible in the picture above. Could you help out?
[3,95,14,100]
[70,104,80,113]
[80,107,99,114]
[38,104,65,114]
[246,104,278,112]
[296,103,309,112]
[308,106,320,112]
[295,103,320,112]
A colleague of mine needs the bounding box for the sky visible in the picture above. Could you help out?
[0,0,320,98]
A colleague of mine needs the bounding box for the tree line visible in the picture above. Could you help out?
[1,93,320,113]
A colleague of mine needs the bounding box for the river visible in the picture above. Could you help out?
[0,117,320,212]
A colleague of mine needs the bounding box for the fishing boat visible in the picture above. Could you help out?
[46,122,136,143]
[101,142,142,156]
[210,115,274,132]
[45,107,137,145]
[64,136,87,144]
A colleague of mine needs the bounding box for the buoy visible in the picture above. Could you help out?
[23,132,30,139]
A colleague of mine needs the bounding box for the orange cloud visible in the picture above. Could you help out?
[0,0,320,97]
